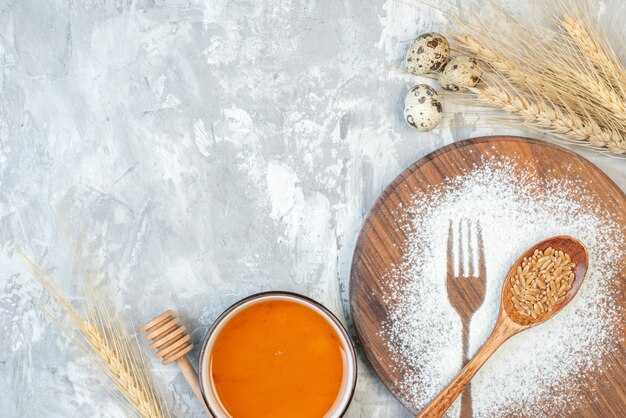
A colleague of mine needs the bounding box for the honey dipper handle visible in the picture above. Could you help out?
[176,356,211,416]
[416,315,520,418]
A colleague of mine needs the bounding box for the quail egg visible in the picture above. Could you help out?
[404,84,443,132]
[439,56,482,91]
[405,33,450,75]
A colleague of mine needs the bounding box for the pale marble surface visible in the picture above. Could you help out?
[0,1,624,417]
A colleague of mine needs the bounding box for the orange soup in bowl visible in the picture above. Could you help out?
[199,292,357,418]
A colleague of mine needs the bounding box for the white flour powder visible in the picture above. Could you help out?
[384,158,625,418]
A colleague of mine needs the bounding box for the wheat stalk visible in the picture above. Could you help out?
[456,35,554,95]
[560,16,626,96]
[470,85,625,153]
[554,62,626,126]
[20,253,169,418]
[448,0,626,154]
[78,320,163,417]
[458,33,626,130]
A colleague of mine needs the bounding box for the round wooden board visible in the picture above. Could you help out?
[350,136,626,417]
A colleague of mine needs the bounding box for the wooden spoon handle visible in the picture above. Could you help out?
[416,318,517,418]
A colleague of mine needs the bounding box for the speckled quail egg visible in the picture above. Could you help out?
[404,84,443,132]
[439,56,482,91]
[405,33,450,75]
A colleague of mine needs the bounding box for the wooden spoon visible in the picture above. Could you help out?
[416,236,589,418]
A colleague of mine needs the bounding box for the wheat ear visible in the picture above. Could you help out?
[454,35,584,120]
[557,62,626,126]
[560,16,626,96]
[470,86,626,153]
[457,33,626,129]
[455,35,551,91]
[20,253,169,418]
[79,319,164,417]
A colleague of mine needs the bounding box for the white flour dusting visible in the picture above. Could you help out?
[384,158,625,418]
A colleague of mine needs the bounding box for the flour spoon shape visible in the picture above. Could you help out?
[416,236,589,418]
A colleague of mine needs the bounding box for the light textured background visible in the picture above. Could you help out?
[0,1,624,417]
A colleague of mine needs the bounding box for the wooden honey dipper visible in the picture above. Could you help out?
[140,310,210,415]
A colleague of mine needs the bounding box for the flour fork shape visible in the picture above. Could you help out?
[445,220,486,418]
